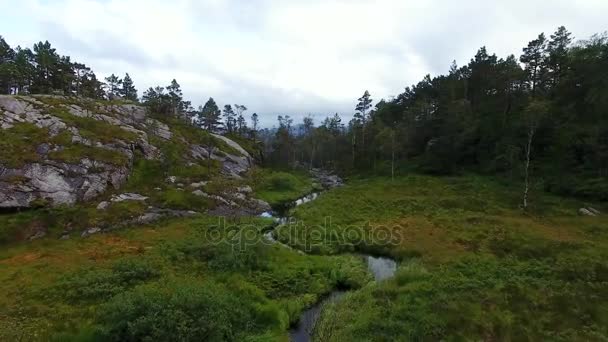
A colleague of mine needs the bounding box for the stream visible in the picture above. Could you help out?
[260,188,397,342]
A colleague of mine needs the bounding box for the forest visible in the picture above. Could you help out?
[2,27,607,205]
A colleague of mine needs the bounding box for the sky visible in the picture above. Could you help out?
[1,0,607,126]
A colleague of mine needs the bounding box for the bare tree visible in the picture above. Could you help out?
[522,100,548,210]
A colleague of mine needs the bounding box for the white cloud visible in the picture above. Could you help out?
[1,0,607,126]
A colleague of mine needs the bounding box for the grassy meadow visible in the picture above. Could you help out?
[274,174,608,340]
[0,171,606,341]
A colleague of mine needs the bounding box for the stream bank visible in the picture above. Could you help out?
[260,169,398,342]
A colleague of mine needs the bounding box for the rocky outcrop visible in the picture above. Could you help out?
[200,185,272,217]
[189,141,251,179]
[310,168,343,189]
[579,207,601,216]
[0,95,255,209]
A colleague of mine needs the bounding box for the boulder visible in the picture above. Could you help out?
[96,201,110,210]
[237,185,253,194]
[111,193,148,202]
[190,181,208,188]
[81,227,102,237]
[579,208,597,216]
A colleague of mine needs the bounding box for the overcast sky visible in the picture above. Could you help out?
[1,0,607,126]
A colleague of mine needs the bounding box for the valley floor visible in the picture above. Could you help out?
[1,172,607,341]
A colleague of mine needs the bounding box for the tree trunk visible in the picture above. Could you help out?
[351,132,356,167]
[523,128,534,210]
[391,130,395,182]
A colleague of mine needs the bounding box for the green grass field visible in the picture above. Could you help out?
[275,174,608,340]
[0,172,606,341]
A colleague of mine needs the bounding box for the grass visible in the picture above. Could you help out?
[0,171,606,340]
[250,168,315,206]
[0,122,48,168]
[49,144,129,165]
[270,173,608,340]
[48,107,140,144]
[0,215,370,341]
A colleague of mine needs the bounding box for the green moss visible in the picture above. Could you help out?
[156,188,213,210]
[49,144,129,166]
[49,107,139,144]
[0,122,48,168]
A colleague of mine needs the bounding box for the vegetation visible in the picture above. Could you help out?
[276,174,607,340]
[264,27,608,204]
[2,23,608,342]
[250,168,314,206]
[0,122,48,167]
[0,216,370,341]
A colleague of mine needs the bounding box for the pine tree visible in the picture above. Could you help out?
[546,26,572,87]
[251,113,259,140]
[32,41,60,94]
[166,79,183,115]
[198,97,221,131]
[105,73,122,99]
[223,105,236,133]
[520,33,548,96]
[0,36,16,94]
[237,114,247,135]
[121,73,138,101]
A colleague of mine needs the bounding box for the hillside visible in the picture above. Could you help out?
[0,95,270,243]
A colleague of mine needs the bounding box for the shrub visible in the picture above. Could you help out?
[96,279,281,341]
[52,257,160,302]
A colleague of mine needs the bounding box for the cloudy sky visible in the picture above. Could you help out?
[1,0,607,126]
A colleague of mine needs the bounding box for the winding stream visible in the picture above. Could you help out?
[261,187,397,342]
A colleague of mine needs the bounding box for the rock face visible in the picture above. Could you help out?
[0,95,254,209]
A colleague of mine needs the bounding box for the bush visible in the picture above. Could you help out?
[53,257,160,302]
[96,279,282,341]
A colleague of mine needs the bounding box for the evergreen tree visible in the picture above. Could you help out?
[234,104,248,134]
[546,26,572,87]
[121,73,138,101]
[198,97,221,131]
[166,79,184,115]
[251,113,259,140]
[520,33,548,96]
[105,73,122,98]
[0,36,16,94]
[31,41,59,94]
[223,105,236,133]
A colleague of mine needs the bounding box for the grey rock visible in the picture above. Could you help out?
[36,143,50,155]
[96,201,110,210]
[588,207,601,215]
[237,185,253,194]
[250,198,272,212]
[81,227,101,237]
[28,230,47,241]
[192,190,208,197]
[190,181,208,188]
[0,96,256,212]
[111,193,148,202]
[211,133,251,158]
[579,208,597,216]
[135,212,164,224]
